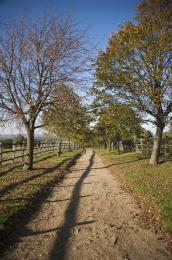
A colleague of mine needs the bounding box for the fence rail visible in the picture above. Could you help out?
[98,138,172,159]
[134,139,172,157]
[0,141,77,166]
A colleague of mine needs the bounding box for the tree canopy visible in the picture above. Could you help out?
[0,15,90,169]
[94,0,172,164]
[42,84,90,146]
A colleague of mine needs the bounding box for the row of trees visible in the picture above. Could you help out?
[42,84,90,155]
[0,15,91,169]
[92,0,172,165]
[90,91,142,152]
[0,0,171,168]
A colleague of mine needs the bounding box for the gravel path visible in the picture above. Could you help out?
[2,149,171,260]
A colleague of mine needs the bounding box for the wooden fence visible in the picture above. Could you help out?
[134,139,172,158]
[0,141,77,165]
[99,138,172,159]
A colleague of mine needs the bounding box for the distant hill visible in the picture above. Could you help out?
[0,134,16,140]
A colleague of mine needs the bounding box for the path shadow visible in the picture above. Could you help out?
[20,220,95,237]
[70,157,147,172]
[49,151,95,260]
[46,195,92,203]
[66,175,95,179]
[0,152,82,257]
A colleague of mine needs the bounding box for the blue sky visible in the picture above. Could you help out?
[1,0,152,135]
[0,0,139,51]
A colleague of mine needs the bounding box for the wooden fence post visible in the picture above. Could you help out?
[36,142,39,155]
[58,141,62,156]
[40,143,43,154]
[0,143,2,164]
[22,141,25,160]
[165,142,168,158]
[140,139,144,152]
[12,141,16,163]
[147,141,149,154]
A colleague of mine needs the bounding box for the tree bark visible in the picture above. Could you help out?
[58,140,62,156]
[116,134,120,155]
[68,139,71,151]
[149,126,163,165]
[104,141,107,149]
[23,126,35,170]
[109,140,112,151]
[117,141,120,155]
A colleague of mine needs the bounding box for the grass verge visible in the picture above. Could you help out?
[96,149,172,235]
[0,149,83,234]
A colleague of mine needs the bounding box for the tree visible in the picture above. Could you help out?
[140,129,153,141]
[0,15,90,169]
[94,0,172,165]
[163,122,172,143]
[42,84,89,154]
[93,103,141,153]
[13,134,25,144]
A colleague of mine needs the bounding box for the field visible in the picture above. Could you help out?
[96,149,172,233]
[0,149,82,234]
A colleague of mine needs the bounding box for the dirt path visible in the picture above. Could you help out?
[2,149,171,260]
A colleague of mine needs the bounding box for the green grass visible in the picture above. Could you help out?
[0,150,82,231]
[96,149,172,233]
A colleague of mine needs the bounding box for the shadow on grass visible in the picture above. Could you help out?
[34,152,57,163]
[0,158,72,197]
[0,197,28,203]
[0,151,83,258]
[0,164,23,178]
[0,152,58,178]
[158,158,172,165]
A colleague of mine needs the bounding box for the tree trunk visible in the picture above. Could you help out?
[104,141,107,149]
[109,141,112,151]
[117,141,120,155]
[68,139,71,151]
[116,134,120,155]
[24,126,35,170]
[58,140,62,156]
[149,126,163,165]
